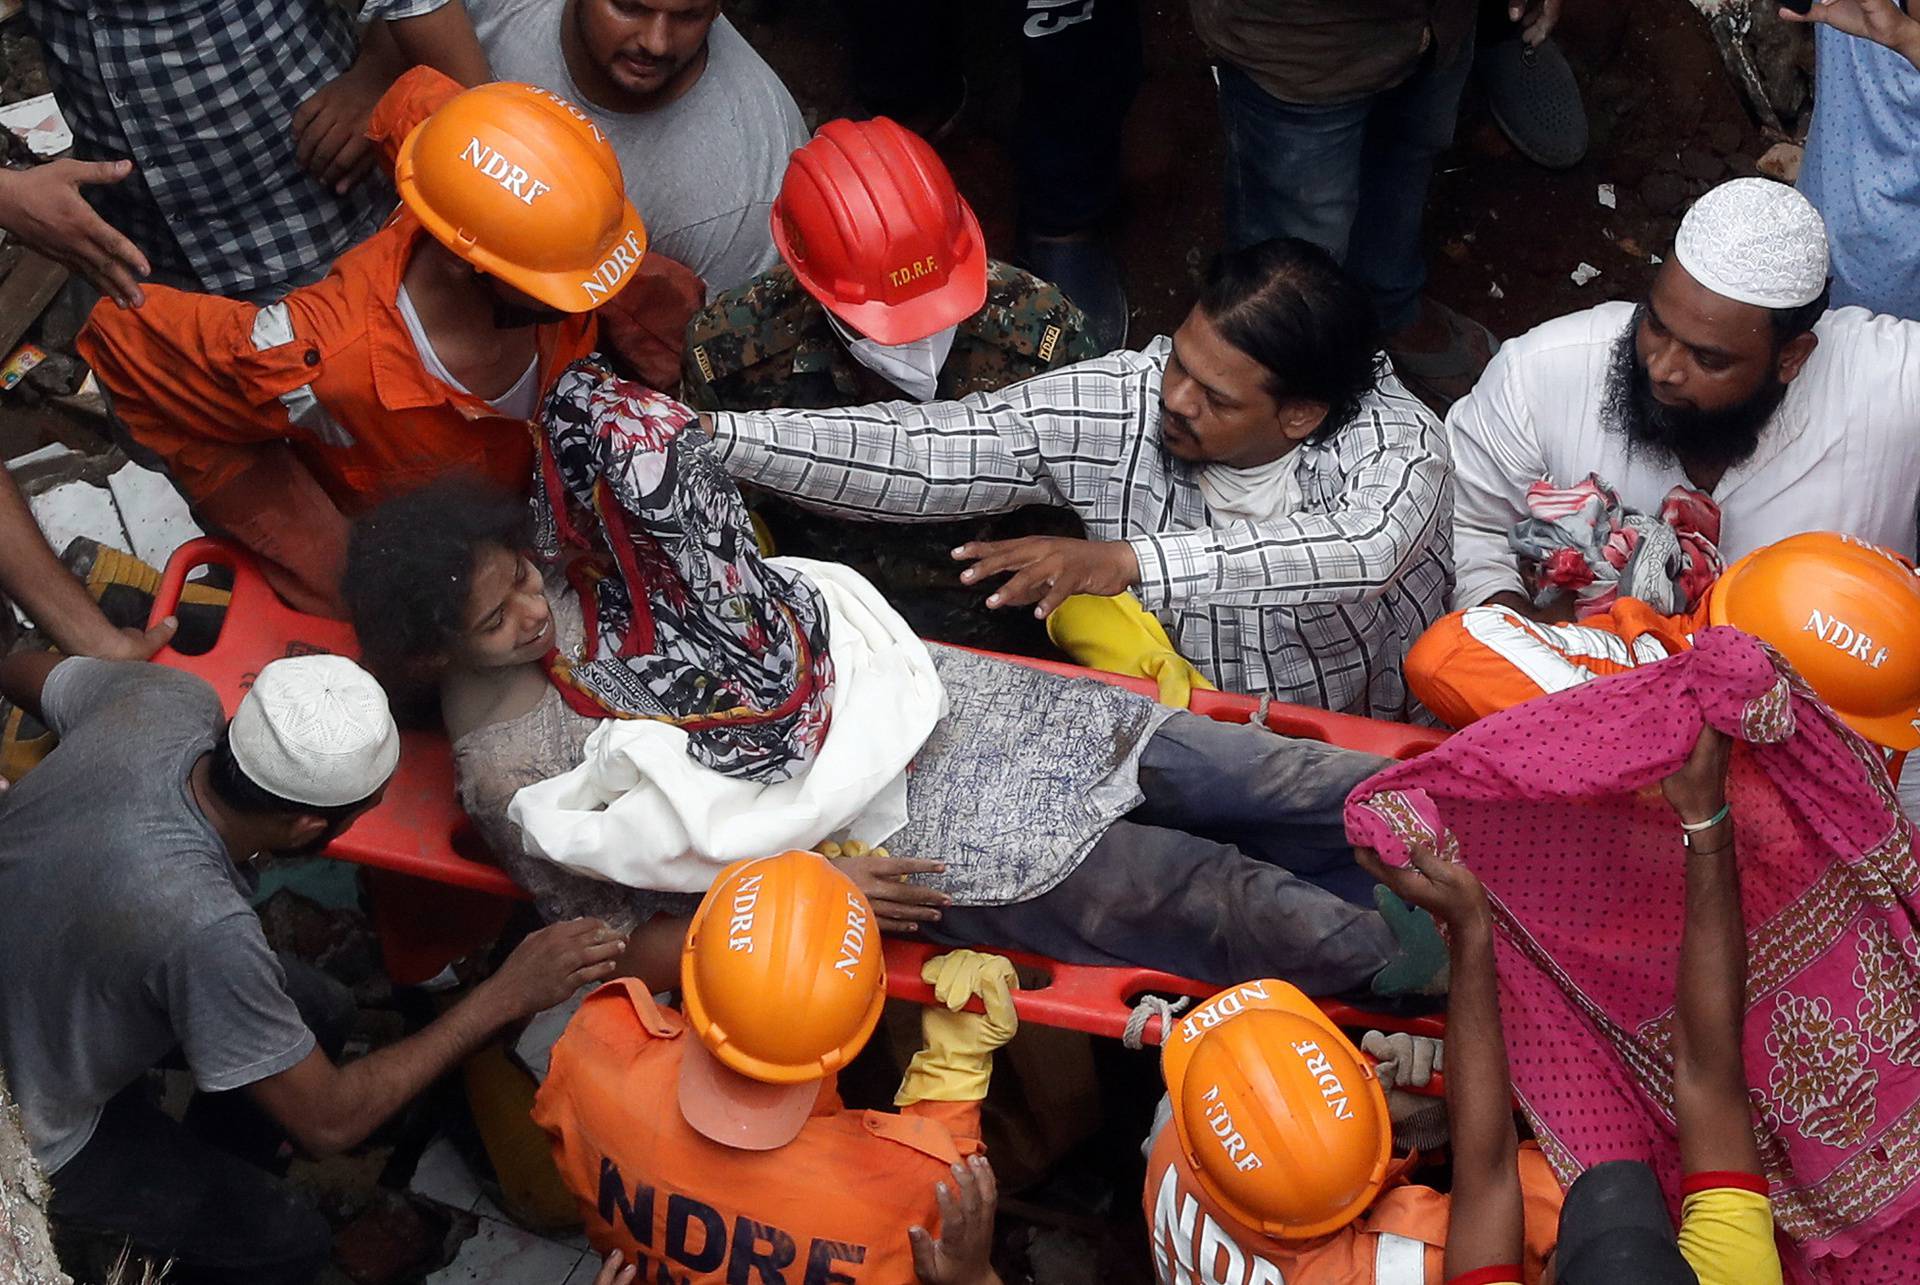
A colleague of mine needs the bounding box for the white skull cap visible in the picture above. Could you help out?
[229,655,400,807]
[1673,178,1830,309]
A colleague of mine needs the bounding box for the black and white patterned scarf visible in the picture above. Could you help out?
[531,360,833,782]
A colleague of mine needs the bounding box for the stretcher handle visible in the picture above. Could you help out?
[146,536,253,664]
[881,938,1445,1043]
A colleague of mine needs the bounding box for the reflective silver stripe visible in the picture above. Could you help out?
[1373,1232,1426,1283]
[249,303,354,448]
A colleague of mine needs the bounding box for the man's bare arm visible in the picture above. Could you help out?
[248,919,624,1156]
[0,471,175,660]
[1664,726,1763,1176]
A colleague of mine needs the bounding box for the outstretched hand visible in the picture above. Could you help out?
[0,160,150,306]
[1661,724,1731,828]
[954,536,1140,619]
[292,63,384,194]
[482,918,627,1020]
[909,1155,1001,1285]
[95,616,178,662]
[1355,838,1489,934]
[1780,0,1920,67]
[593,1249,638,1285]
[824,842,951,934]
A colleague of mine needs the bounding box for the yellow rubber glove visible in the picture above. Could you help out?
[1045,592,1214,708]
[895,950,1020,1106]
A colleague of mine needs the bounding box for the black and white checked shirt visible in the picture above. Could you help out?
[24,0,437,298]
[711,338,1455,720]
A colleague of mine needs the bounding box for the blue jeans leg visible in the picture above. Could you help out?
[1128,711,1390,905]
[1215,61,1369,260]
[925,817,1396,995]
[1347,31,1478,331]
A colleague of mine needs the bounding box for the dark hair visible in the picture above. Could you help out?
[343,479,530,686]
[1768,280,1831,349]
[1197,237,1386,441]
[206,727,371,822]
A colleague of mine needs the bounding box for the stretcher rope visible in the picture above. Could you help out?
[1122,994,1192,1050]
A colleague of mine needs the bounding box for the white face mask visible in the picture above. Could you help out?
[1194,447,1308,525]
[828,314,959,403]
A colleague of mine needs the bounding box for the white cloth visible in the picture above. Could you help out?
[1447,302,1920,610]
[230,655,398,806]
[1194,447,1307,524]
[827,313,958,402]
[1673,177,1831,309]
[505,558,946,892]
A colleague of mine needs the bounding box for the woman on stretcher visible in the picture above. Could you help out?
[343,360,1447,999]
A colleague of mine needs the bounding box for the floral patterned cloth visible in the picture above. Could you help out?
[531,360,833,782]
[1346,628,1920,1278]
[1509,472,1723,617]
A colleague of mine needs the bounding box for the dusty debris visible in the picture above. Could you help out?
[0,93,70,156]
[0,1067,73,1285]
[0,252,68,363]
[329,1193,456,1285]
[1597,183,1616,209]
[1639,171,1692,218]
[1571,262,1603,287]
[257,888,381,990]
[1756,140,1805,184]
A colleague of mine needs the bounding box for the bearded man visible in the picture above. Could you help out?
[1447,177,1920,620]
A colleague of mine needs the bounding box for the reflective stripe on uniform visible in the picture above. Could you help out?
[1373,1232,1426,1283]
[1461,606,1668,696]
[250,302,354,448]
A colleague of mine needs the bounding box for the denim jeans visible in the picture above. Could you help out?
[928,712,1398,997]
[1215,33,1476,333]
[49,958,354,1285]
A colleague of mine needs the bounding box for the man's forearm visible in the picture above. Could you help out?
[708,408,1051,523]
[0,471,123,656]
[311,977,520,1153]
[1675,830,1753,1145]
[1444,915,1517,1183]
[1440,912,1525,1277]
[384,5,493,86]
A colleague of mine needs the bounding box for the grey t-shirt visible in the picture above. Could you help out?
[0,660,314,1173]
[466,0,806,293]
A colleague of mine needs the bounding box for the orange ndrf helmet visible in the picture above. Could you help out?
[681,850,886,1083]
[395,82,647,314]
[1162,980,1392,1240]
[1708,532,1920,751]
[771,117,988,346]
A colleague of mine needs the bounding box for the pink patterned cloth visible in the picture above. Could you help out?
[1510,473,1724,617]
[1346,628,1920,1280]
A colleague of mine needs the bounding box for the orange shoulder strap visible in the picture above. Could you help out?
[859,1108,974,1167]
[585,977,685,1040]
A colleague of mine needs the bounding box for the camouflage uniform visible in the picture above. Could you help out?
[683,259,1101,652]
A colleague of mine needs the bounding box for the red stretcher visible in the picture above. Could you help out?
[149,537,1447,1047]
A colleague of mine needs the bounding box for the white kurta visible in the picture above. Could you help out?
[1447,301,1920,609]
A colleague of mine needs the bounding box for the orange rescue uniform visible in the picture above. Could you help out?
[76,67,700,615]
[1406,599,1703,729]
[1143,1124,1565,1285]
[534,980,983,1285]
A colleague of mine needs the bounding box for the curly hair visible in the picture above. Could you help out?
[1197,237,1386,443]
[343,479,530,688]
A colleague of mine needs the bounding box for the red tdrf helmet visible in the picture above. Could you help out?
[772,117,989,346]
